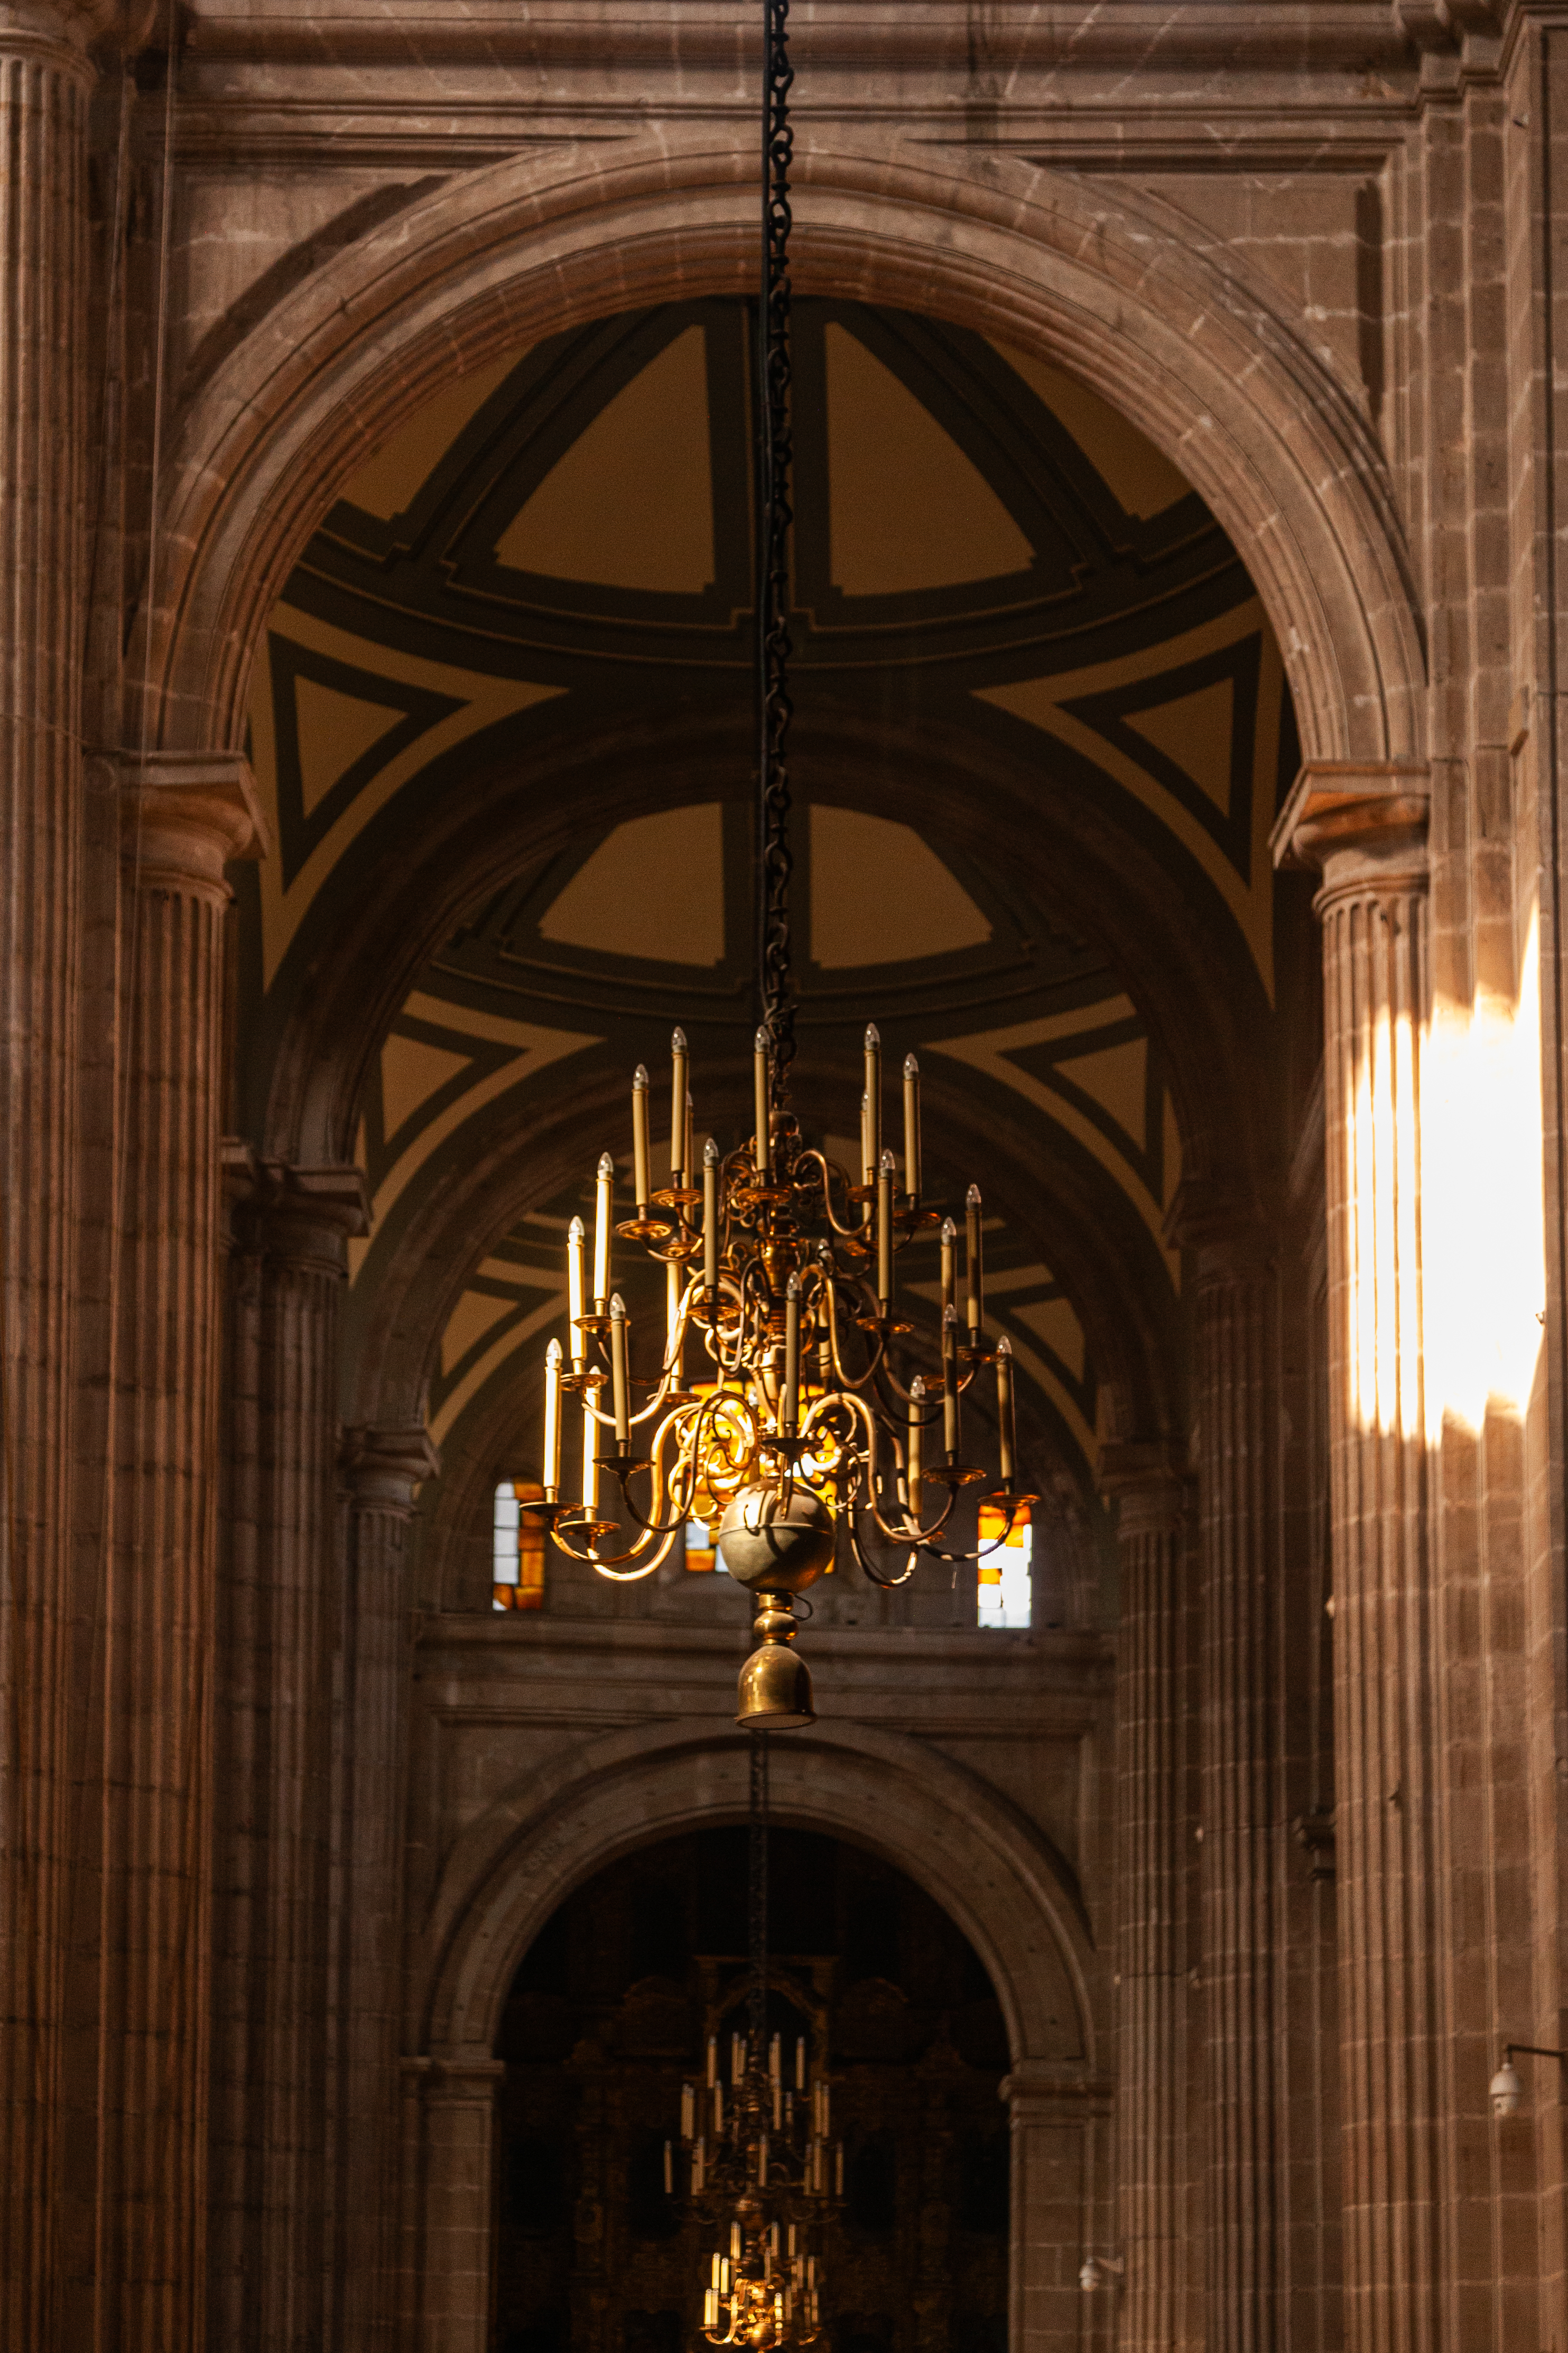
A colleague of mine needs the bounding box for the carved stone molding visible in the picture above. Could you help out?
[0,0,128,69]
[108,748,267,901]
[341,1423,441,1514]
[226,1154,369,1274]
[1271,759,1432,910]
[1098,1443,1191,1535]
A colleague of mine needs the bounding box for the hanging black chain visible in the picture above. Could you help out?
[747,1728,770,2062]
[756,0,795,1110]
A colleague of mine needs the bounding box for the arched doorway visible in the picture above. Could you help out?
[493,1826,1013,2353]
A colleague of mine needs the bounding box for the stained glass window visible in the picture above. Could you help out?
[976,1502,1031,1629]
[494,1480,546,1611]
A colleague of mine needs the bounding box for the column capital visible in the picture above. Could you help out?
[999,2059,1113,2122]
[341,1423,441,1512]
[1162,1175,1272,1262]
[227,1155,369,1271]
[1098,1443,1191,1530]
[1270,760,1431,909]
[105,750,268,901]
[0,1,138,69]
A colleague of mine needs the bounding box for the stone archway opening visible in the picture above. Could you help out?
[492,1823,1017,2353]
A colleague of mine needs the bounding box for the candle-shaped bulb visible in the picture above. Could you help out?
[965,1182,984,1337]
[702,1136,720,1303]
[670,1029,689,1184]
[543,1336,562,1496]
[907,1373,925,1501]
[877,1148,896,1311]
[863,1025,882,1194]
[593,1151,615,1305]
[942,1303,960,1456]
[567,1215,586,1367]
[902,1051,921,1201]
[996,1332,1016,1488]
[632,1064,651,1209]
[754,1027,772,1180]
[941,1214,957,1242]
[783,1271,802,1434]
[609,1293,630,1446]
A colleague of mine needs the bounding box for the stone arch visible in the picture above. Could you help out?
[406,1719,1107,2352]
[152,127,1421,776]
[415,1718,1100,2067]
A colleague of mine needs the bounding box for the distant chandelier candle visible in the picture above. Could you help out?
[518,0,1035,1734]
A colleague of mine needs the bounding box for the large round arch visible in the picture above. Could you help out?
[404,1719,1109,2353]
[151,129,1421,774]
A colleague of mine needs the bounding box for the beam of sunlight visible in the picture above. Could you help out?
[1418,902,1547,1437]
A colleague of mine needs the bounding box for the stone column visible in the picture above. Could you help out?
[1001,2060,1114,2352]
[212,1157,367,2352]
[95,752,261,2351]
[419,2054,507,2353]
[1171,1185,1283,2353]
[1101,1450,1191,2350]
[0,7,98,2337]
[1274,763,1436,2353]
[338,1423,440,2353]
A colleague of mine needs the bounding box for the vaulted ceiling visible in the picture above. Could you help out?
[238,294,1305,1538]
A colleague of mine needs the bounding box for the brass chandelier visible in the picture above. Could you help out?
[523,0,1034,1729]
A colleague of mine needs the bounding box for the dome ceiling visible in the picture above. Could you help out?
[237,295,1301,1521]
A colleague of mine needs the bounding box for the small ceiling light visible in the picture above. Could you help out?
[1490,2042,1566,2117]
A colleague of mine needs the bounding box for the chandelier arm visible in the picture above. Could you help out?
[818,1273,885,1393]
[916,1497,1028,1568]
[582,1528,675,1580]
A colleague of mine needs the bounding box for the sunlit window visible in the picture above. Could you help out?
[976,1502,1031,1629]
[494,1479,546,1611]
[684,1517,717,1572]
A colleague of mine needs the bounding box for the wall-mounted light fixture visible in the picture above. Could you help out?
[1489,2043,1567,2116]
[1078,2254,1125,2292]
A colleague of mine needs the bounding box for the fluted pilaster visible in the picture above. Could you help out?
[1103,1451,1191,2350]
[96,751,261,2352]
[1276,763,1436,2353]
[0,12,92,2339]
[1189,1216,1281,2353]
[214,1155,367,2352]
[337,1422,439,2353]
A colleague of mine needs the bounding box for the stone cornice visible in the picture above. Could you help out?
[1271,760,1431,909]
[184,0,1417,75]
[110,748,268,898]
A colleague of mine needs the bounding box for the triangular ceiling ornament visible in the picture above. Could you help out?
[293,675,411,818]
[810,806,991,968]
[540,805,726,966]
[495,326,716,592]
[379,1031,474,1143]
[265,632,463,890]
[825,325,1033,595]
[1123,676,1236,818]
[1049,1036,1149,1156]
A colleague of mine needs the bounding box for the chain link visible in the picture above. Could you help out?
[748,1728,771,2057]
[757,0,795,1110]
